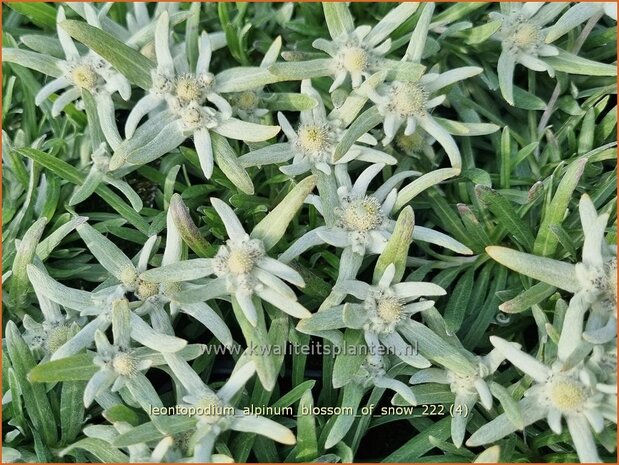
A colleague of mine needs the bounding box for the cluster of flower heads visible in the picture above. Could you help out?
[2,2,617,463]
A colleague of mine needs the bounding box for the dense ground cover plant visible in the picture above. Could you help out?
[1,2,617,463]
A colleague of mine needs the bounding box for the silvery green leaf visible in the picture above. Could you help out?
[210,133,254,195]
[109,111,180,170]
[497,51,516,105]
[329,71,386,127]
[374,206,414,284]
[413,226,473,255]
[488,381,524,430]
[268,59,333,80]
[10,217,47,307]
[367,3,419,45]
[180,302,233,348]
[395,168,460,211]
[405,2,435,63]
[544,4,600,43]
[2,448,21,463]
[252,175,317,250]
[238,143,294,168]
[231,416,296,445]
[466,397,545,446]
[130,313,187,353]
[296,305,345,332]
[68,168,105,207]
[27,264,92,310]
[215,67,282,93]
[262,93,317,111]
[169,193,212,258]
[139,259,214,283]
[322,3,354,39]
[60,438,128,463]
[20,35,68,57]
[542,50,617,76]
[485,246,579,292]
[400,321,477,376]
[324,383,363,449]
[214,118,280,142]
[77,222,136,282]
[382,60,426,82]
[6,321,59,445]
[533,158,587,256]
[2,48,63,77]
[474,445,501,463]
[333,106,382,162]
[28,354,98,382]
[332,329,366,389]
[122,120,185,167]
[106,178,144,213]
[435,118,500,136]
[127,11,194,48]
[60,19,155,89]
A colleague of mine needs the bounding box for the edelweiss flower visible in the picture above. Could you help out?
[313,3,418,92]
[165,356,296,462]
[487,194,617,349]
[112,13,280,180]
[240,80,395,176]
[69,142,143,212]
[467,336,616,463]
[281,163,470,261]
[125,12,231,138]
[84,300,155,407]
[25,223,189,360]
[299,263,444,369]
[325,354,417,449]
[489,3,567,104]
[410,348,506,447]
[175,198,311,326]
[34,5,131,149]
[22,282,81,361]
[367,66,481,168]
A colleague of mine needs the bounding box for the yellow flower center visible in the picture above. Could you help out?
[391,82,428,117]
[342,46,369,72]
[196,392,225,424]
[45,325,72,353]
[340,197,383,232]
[112,352,138,377]
[511,23,542,50]
[136,280,160,300]
[71,65,98,90]
[227,249,256,274]
[297,124,330,155]
[237,91,259,110]
[549,378,587,412]
[175,76,203,103]
[377,296,404,324]
[120,267,139,287]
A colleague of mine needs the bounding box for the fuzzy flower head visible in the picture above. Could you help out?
[367,65,482,169]
[177,198,310,326]
[34,5,130,149]
[83,300,154,407]
[411,348,506,447]
[166,357,295,462]
[467,336,616,463]
[489,3,565,104]
[314,3,419,92]
[272,81,394,177]
[125,13,231,140]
